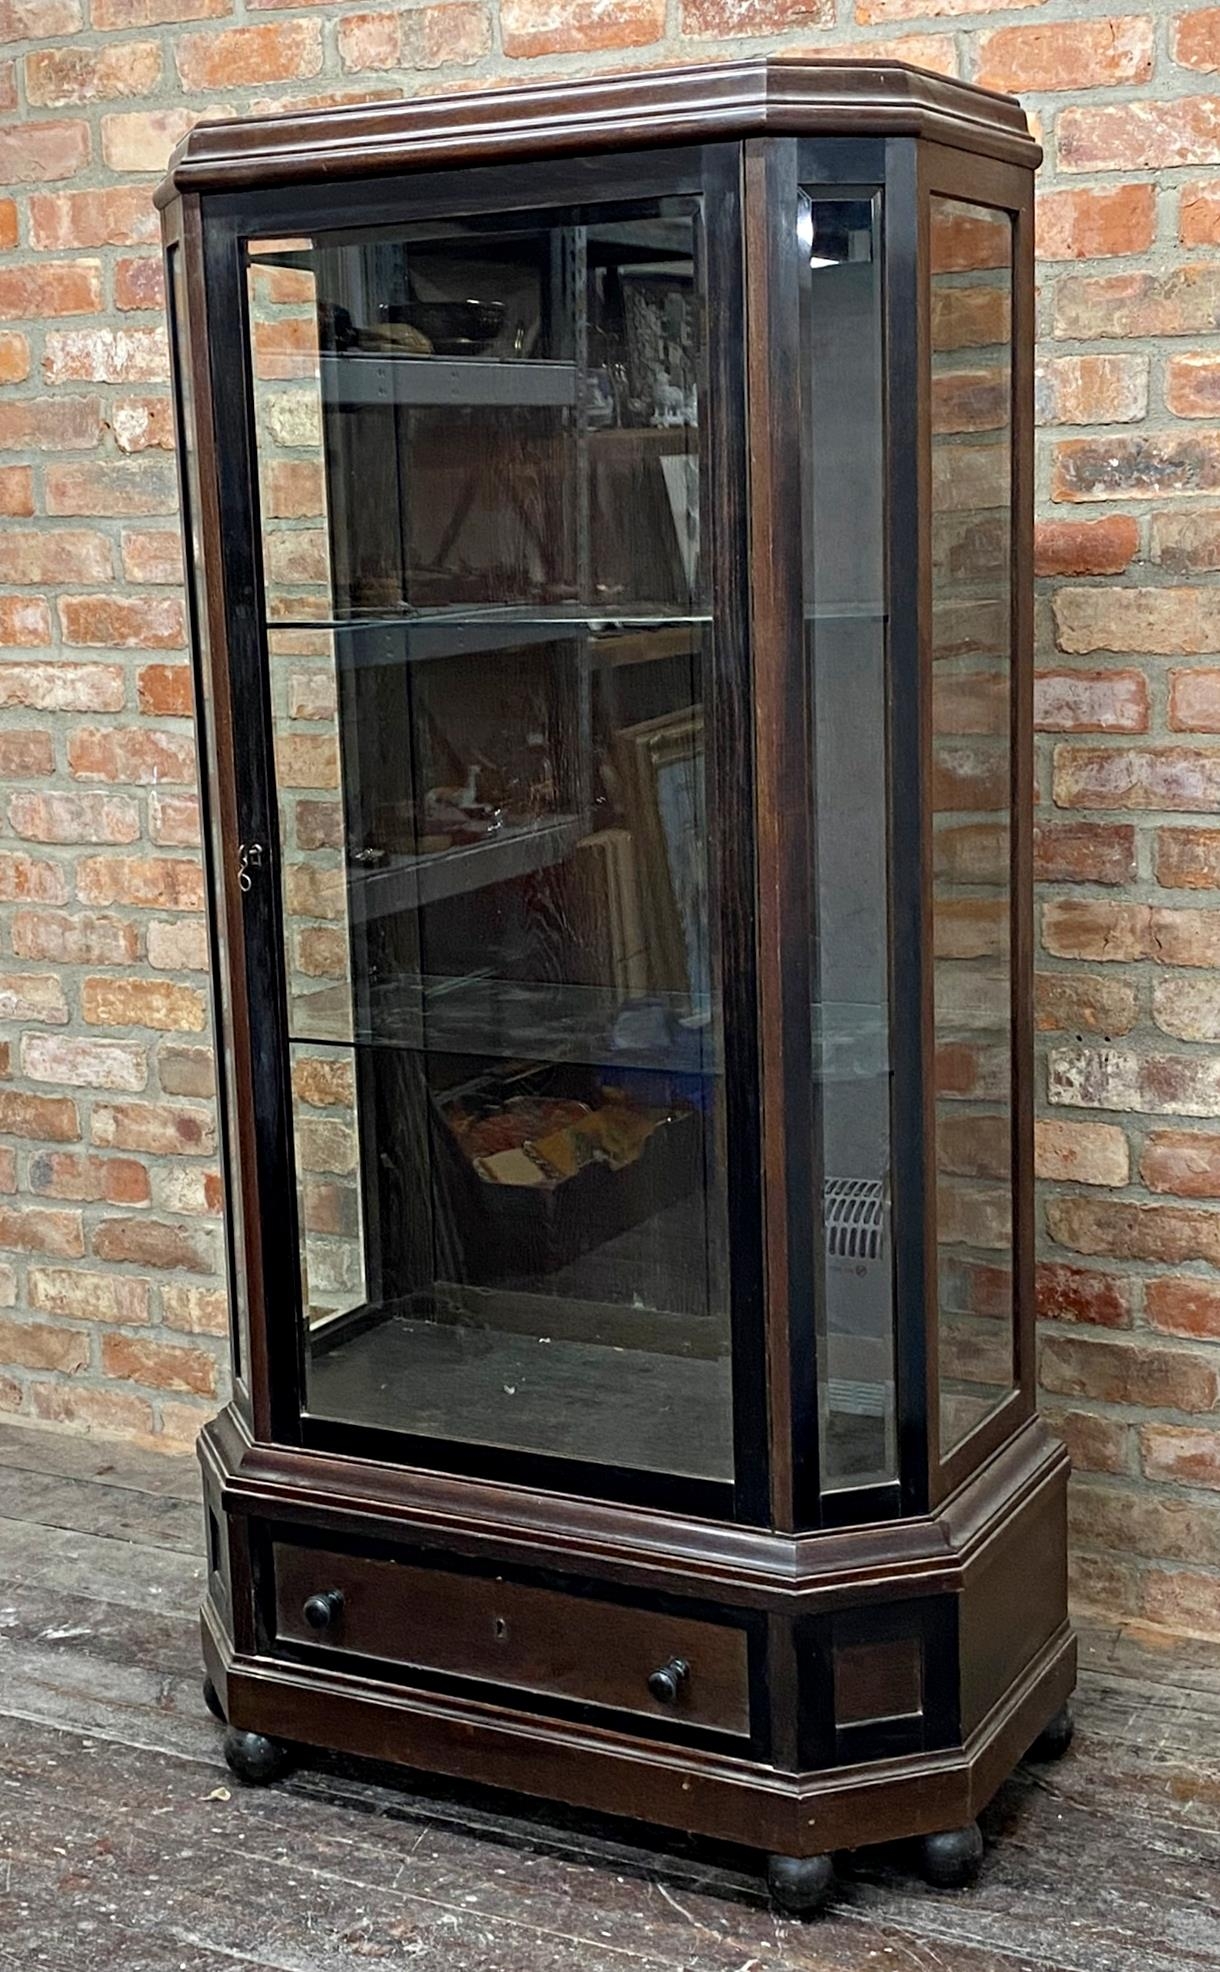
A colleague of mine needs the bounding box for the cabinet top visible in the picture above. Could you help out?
[155,56,1039,207]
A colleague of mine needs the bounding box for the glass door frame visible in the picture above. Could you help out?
[189,143,771,1524]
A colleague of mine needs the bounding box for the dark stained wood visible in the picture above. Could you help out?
[0,1424,1218,1972]
[155,58,1040,208]
[272,1538,753,1735]
[160,66,1056,1887]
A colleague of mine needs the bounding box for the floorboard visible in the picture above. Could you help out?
[0,1421,1216,1972]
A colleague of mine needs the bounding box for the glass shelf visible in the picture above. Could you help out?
[343,813,586,916]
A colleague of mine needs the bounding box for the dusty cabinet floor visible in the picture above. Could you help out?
[0,1417,1218,1972]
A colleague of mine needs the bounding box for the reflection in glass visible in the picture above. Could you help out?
[801,193,897,1489]
[928,196,1017,1456]
[246,204,733,1483]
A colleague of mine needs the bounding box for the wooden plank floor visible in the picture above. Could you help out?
[0,1419,1218,1972]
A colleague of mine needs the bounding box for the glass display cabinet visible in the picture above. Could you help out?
[159,58,1072,1912]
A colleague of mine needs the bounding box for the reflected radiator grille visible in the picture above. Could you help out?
[824,1177,886,1263]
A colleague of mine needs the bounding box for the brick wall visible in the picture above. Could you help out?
[1,0,1220,1639]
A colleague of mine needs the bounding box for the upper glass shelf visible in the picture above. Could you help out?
[265,609,711,663]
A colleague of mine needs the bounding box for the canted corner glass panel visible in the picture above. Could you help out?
[800,190,898,1492]
[244,198,733,1488]
[928,194,1018,1458]
[169,244,249,1387]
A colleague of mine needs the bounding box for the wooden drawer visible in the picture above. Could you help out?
[272,1541,751,1737]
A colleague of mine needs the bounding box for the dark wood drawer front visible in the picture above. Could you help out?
[273,1543,751,1736]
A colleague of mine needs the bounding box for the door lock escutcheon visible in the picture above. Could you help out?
[236,841,264,892]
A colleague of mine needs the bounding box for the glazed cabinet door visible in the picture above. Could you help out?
[182,147,766,1520]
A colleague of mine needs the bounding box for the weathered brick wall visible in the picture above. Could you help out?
[1,0,1220,1638]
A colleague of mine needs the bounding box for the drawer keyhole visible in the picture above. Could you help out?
[493,1614,509,1642]
[647,1657,690,1705]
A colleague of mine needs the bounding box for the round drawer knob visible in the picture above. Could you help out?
[647,1657,690,1704]
[302,1588,345,1631]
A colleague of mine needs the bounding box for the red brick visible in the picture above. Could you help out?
[82,975,206,1032]
[1036,354,1147,427]
[1047,1193,1220,1275]
[0,1,83,39]
[1059,99,1220,173]
[1150,509,1220,574]
[0,1089,79,1141]
[146,917,207,970]
[123,530,183,586]
[113,395,173,454]
[1036,1262,1132,1329]
[1157,827,1220,890]
[1141,1426,1220,1492]
[0,199,13,249]
[161,1282,227,1335]
[0,329,28,381]
[67,725,193,785]
[9,790,138,846]
[1166,354,1220,418]
[92,1099,215,1155]
[0,117,89,183]
[1174,7,1220,70]
[1053,746,1220,811]
[0,1203,83,1258]
[136,662,192,717]
[977,17,1152,92]
[681,0,828,32]
[29,1149,150,1206]
[1034,821,1136,885]
[92,0,229,23]
[31,1384,154,1434]
[1171,669,1220,731]
[1180,177,1220,245]
[28,185,158,251]
[91,1215,214,1275]
[101,108,205,175]
[156,1045,214,1101]
[43,326,167,386]
[147,790,200,847]
[1143,1570,1220,1636]
[1042,1328,1220,1410]
[1153,977,1220,1044]
[1139,1130,1220,1199]
[0,394,101,450]
[175,20,321,87]
[27,1265,150,1325]
[1146,1276,1220,1341]
[403,1,491,64]
[1036,183,1156,261]
[114,254,163,312]
[0,729,52,778]
[25,39,160,105]
[1055,266,1220,341]
[1057,586,1220,657]
[0,466,32,516]
[11,909,139,966]
[1044,899,1220,967]
[1035,668,1147,731]
[101,1330,216,1395]
[857,0,1033,16]
[0,972,68,1024]
[1045,1406,1131,1475]
[22,1033,148,1092]
[501,0,665,53]
[0,531,111,586]
[75,854,202,909]
[45,457,177,517]
[0,1315,87,1373]
[59,595,185,651]
[1035,1117,1129,1186]
[0,853,68,906]
[0,597,51,646]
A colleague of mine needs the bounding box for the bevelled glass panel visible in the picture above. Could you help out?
[245,201,733,1485]
[801,191,898,1489]
[928,195,1017,1457]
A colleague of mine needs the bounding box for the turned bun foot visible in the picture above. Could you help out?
[223,1725,296,1785]
[202,1674,225,1723]
[767,1852,835,1915]
[1029,1702,1074,1762]
[919,1821,984,1890]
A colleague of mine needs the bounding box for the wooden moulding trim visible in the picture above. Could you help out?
[203,1407,1065,1604]
[214,1622,1072,1854]
[154,59,1040,208]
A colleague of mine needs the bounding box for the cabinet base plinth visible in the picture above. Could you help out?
[202,1674,225,1724]
[767,1852,835,1915]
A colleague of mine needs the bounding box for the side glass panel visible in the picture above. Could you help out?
[168,242,249,1386]
[801,191,897,1490]
[245,199,734,1487]
[928,195,1017,1456]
